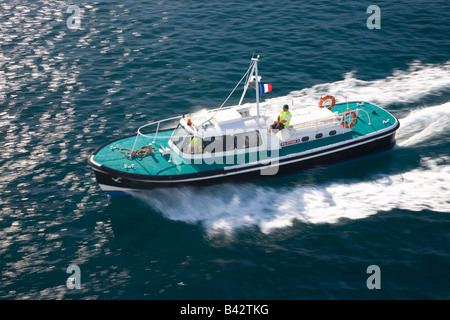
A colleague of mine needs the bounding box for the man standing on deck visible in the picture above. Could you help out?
[268,104,292,133]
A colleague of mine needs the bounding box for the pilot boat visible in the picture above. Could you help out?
[88,56,399,197]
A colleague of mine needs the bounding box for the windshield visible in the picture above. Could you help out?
[171,124,189,150]
[171,124,203,154]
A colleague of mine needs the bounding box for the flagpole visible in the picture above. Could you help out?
[252,55,260,123]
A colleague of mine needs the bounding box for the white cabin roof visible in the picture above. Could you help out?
[182,107,266,137]
[213,109,242,123]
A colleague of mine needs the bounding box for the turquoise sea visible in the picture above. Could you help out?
[1,0,449,302]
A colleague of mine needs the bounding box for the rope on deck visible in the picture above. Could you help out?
[120,144,156,159]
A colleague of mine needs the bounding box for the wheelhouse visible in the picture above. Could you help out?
[168,114,270,159]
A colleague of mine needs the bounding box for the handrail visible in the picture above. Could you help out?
[334,93,349,111]
[355,108,372,126]
[137,114,184,137]
[291,113,340,130]
[131,114,183,151]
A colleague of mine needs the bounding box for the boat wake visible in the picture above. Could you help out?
[132,155,448,234]
[396,101,450,147]
[132,61,450,235]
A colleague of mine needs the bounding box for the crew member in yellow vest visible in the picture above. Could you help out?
[268,104,292,133]
[185,118,203,154]
[189,136,203,154]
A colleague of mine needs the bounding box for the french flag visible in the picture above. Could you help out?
[261,84,272,93]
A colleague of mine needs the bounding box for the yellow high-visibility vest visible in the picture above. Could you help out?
[190,136,203,153]
[280,110,292,126]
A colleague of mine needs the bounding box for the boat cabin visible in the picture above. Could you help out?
[168,108,272,159]
[168,102,353,161]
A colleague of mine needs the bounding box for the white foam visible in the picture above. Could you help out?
[132,155,449,234]
[264,157,449,231]
[396,102,450,147]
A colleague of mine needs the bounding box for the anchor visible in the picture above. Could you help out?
[111,177,122,183]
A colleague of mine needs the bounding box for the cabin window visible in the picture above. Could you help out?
[203,136,224,154]
[203,135,234,153]
[172,124,191,151]
[315,133,323,139]
[203,131,262,153]
[203,136,218,154]
[301,136,309,142]
[224,135,235,152]
[234,131,262,149]
[329,130,337,136]
[172,124,204,154]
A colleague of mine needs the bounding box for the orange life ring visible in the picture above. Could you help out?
[318,95,336,110]
[341,110,357,128]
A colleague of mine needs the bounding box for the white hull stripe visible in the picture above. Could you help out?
[99,184,135,192]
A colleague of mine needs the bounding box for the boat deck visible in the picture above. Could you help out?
[91,101,397,176]
[92,129,214,176]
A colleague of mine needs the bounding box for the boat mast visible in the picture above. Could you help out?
[252,55,261,122]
